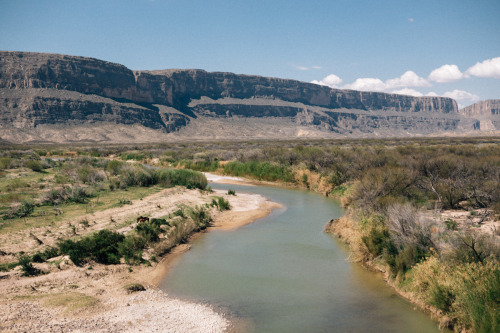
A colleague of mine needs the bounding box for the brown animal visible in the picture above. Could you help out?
[137,216,150,223]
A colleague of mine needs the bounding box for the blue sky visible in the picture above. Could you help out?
[1,0,499,107]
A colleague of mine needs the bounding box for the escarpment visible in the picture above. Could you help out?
[0,51,496,143]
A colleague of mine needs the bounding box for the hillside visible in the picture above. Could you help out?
[0,51,495,143]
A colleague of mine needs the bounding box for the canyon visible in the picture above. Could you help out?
[0,51,497,143]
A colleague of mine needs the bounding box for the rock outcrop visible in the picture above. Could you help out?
[458,100,500,132]
[0,50,495,143]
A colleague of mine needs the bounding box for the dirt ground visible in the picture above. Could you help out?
[0,176,280,332]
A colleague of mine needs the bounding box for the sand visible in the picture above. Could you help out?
[0,175,281,332]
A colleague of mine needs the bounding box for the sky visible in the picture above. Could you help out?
[1,0,499,108]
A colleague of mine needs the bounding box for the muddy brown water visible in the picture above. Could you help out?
[160,183,440,332]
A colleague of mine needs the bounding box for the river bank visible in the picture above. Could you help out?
[204,171,498,332]
[0,178,281,332]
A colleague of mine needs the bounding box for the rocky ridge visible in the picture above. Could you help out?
[0,51,496,143]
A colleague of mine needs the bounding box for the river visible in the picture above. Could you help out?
[159,182,440,332]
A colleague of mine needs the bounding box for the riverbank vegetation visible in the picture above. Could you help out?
[0,152,212,276]
[1,137,499,332]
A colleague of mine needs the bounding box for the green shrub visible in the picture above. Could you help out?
[189,206,212,230]
[156,168,207,189]
[77,165,104,184]
[390,243,431,276]
[429,282,455,312]
[227,189,236,195]
[362,226,391,257]
[32,247,58,263]
[0,262,18,272]
[118,234,146,264]
[105,160,124,176]
[217,197,231,211]
[177,159,219,172]
[17,200,34,218]
[0,157,12,170]
[3,200,35,219]
[150,218,170,227]
[43,186,93,205]
[223,161,295,182]
[136,221,161,244]
[18,255,42,276]
[445,218,458,230]
[58,230,125,266]
[26,160,44,172]
[173,208,185,218]
[124,283,146,293]
[120,152,148,161]
[454,262,500,333]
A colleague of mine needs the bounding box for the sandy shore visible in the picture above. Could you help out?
[204,172,256,186]
[0,176,281,332]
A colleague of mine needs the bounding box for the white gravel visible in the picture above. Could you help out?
[0,289,228,333]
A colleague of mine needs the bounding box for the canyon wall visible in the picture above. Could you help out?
[0,51,494,143]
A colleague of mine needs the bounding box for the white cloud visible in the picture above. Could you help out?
[428,64,464,83]
[294,65,309,71]
[343,77,386,91]
[442,89,480,102]
[342,71,429,92]
[311,74,343,88]
[294,65,322,71]
[408,18,414,22]
[425,91,439,97]
[465,57,500,79]
[386,71,431,88]
[391,88,423,97]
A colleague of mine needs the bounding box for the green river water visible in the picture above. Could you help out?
[159,183,440,332]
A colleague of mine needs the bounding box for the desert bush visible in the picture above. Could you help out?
[124,283,145,293]
[189,206,212,230]
[360,214,391,257]
[4,178,29,192]
[43,186,93,205]
[120,151,149,161]
[452,261,500,332]
[212,197,230,211]
[135,220,161,244]
[177,159,219,172]
[32,247,59,263]
[77,165,105,184]
[3,200,35,219]
[444,218,458,230]
[223,161,295,182]
[118,234,146,264]
[105,160,124,176]
[445,231,499,264]
[150,218,170,227]
[172,208,185,218]
[25,160,44,172]
[350,167,419,212]
[429,282,455,312]
[0,157,12,170]
[18,255,42,276]
[156,168,207,189]
[412,257,499,333]
[58,230,125,265]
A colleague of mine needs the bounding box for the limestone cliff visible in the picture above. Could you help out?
[0,50,492,143]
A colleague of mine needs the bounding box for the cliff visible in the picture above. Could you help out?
[458,100,500,131]
[0,50,493,143]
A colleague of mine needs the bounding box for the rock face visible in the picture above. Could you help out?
[459,99,500,117]
[0,50,495,143]
[459,100,500,131]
